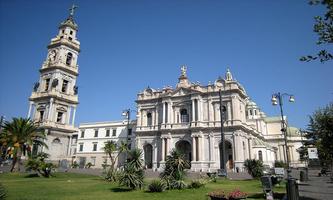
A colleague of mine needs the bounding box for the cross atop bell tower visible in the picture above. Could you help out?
[28,6,81,161]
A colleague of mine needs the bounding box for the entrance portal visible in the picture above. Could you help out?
[175,140,191,168]
[219,141,233,170]
[143,144,153,169]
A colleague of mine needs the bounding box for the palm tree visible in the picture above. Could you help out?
[2,118,47,172]
[103,140,128,181]
[119,148,144,189]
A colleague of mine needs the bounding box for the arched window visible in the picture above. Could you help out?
[66,52,73,65]
[147,112,152,126]
[258,150,263,161]
[180,109,189,123]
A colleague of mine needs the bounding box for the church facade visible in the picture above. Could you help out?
[135,67,304,172]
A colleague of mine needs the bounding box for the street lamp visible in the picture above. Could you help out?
[219,89,227,177]
[122,109,134,149]
[271,92,298,200]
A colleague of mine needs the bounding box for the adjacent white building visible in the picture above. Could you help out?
[75,121,136,168]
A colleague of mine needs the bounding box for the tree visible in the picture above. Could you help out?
[1,118,47,172]
[102,140,128,182]
[25,152,55,177]
[244,159,264,178]
[308,102,333,180]
[160,149,190,189]
[119,148,144,190]
[300,0,333,63]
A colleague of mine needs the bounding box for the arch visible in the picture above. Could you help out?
[219,140,233,170]
[143,144,153,169]
[66,52,73,65]
[147,112,152,126]
[175,140,191,168]
[180,108,189,123]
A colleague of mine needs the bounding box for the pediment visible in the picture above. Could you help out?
[171,87,199,97]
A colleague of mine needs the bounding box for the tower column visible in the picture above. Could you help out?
[72,106,76,125]
[27,102,33,118]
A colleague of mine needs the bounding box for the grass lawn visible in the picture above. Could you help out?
[0,172,285,200]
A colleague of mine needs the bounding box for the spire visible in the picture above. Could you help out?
[180,65,187,77]
[225,68,233,81]
[59,4,79,31]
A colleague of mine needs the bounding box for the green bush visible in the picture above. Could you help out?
[244,159,264,178]
[0,183,6,200]
[71,161,79,168]
[25,152,55,178]
[148,180,166,192]
[188,179,206,189]
[85,162,93,168]
[118,149,144,190]
[170,180,187,190]
[274,160,287,168]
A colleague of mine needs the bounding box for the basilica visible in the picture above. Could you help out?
[27,8,304,172]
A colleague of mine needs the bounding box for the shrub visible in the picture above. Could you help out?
[244,159,264,178]
[170,179,187,190]
[71,161,79,168]
[0,183,7,200]
[188,179,206,189]
[85,162,93,168]
[25,152,55,178]
[118,149,144,190]
[148,180,166,192]
[274,160,287,168]
[160,149,190,190]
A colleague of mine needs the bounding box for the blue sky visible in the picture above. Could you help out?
[0,0,332,129]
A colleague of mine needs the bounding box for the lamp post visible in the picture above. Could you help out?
[271,92,298,200]
[122,109,134,150]
[219,89,227,177]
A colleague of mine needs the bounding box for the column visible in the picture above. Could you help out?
[248,137,253,159]
[67,136,72,156]
[48,98,54,121]
[66,106,71,124]
[72,106,76,125]
[169,102,173,124]
[162,102,165,124]
[192,136,196,161]
[161,137,165,161]
[227,101,232,123]
[191,99,195,122]
[199,135,204,161]
[198,99,203,122]
[167,136,171,156]
[27,102,33,118]
[155,107,159,126]
[153,143,158,168]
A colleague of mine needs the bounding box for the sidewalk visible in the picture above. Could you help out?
[298,169,333,200]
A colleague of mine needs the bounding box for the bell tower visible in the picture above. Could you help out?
[28,5,80,161]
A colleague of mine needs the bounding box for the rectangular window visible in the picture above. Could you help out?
[70,30,73,35]
[61,80,69,93]
[105,129,110,137]
[80,130,85,138]
[94,130,98,137]
[39,110,44,122]
[112,129,116,136]
[56,112,63,123]
[79,143,83,152]
[93,143,97,151]
[45,78,50,91]
[128,128,132,136]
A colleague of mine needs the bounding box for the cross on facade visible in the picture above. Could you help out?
[69,4,78,17]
